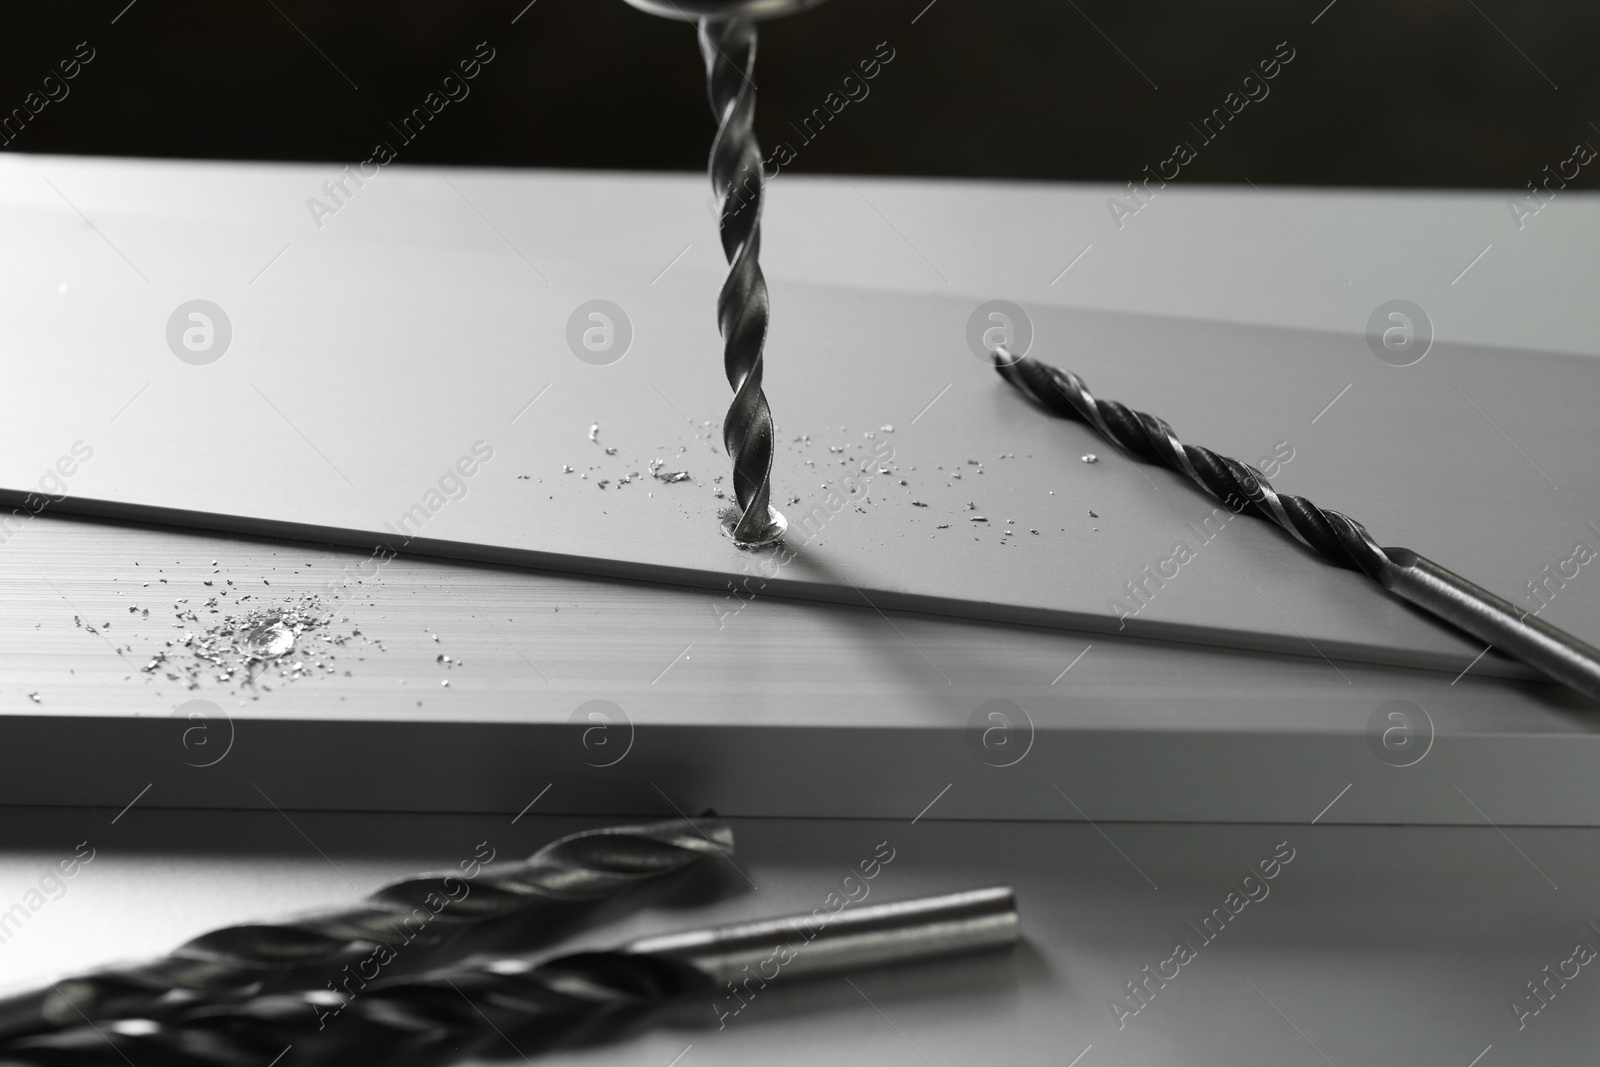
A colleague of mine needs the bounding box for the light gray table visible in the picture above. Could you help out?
[1,807,1594,1066]
[1,158,1597,1062]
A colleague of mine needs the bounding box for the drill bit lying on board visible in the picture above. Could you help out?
[1,887,1019,1067]
[995,352,1600,703]
[0,818,732,1044]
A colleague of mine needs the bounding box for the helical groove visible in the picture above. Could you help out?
[700,18,780,544]
[0,818,732,1045]
[994,352,1392,580]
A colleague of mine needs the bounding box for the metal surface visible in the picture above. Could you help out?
[997,353,1600,703]
[0,818,731,1045]
[5,513,1600,828]
[0,887,1018,1066]
[5,157,1600,682]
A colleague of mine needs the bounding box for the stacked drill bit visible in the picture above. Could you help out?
[996,351,1600,702]
[0,818,732,1047]
[1,887,1020,1067]
[1,948,700,1067]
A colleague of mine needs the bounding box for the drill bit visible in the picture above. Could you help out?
[0,887,1019,1067]
[996,352,1600,703]
[701,17,783,545]
[624,0,830,546]
[0,817,732,1045]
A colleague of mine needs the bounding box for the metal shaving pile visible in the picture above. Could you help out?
[132,593,359,692]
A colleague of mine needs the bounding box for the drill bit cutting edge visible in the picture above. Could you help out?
[625,0,829,546]
[995,351,1600,704]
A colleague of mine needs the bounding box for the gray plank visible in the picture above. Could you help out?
[1,514,1596,824]
[2,199,1595,677]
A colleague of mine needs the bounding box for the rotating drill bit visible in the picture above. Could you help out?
[0,817,733,1045]
[625,0,829,546]
[996,352,1600,703]
[702,18,782,546]
[0,887,1020,1067]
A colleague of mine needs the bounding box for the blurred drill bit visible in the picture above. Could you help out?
[996,351,1600,702]
[0,818,732,1045]
[1,887,1018,1067]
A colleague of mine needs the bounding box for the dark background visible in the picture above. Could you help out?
[2,0,1595,190]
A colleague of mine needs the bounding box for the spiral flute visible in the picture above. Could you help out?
[0,888,1018,1067]
[996,352,1600,702]
[0,817,733,1045]
[701,17,783,545]
[0,952,699,1067]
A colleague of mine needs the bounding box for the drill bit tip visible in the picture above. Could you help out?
[720,504,787,548]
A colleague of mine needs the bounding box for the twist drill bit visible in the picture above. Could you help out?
[996,352,1600,703]
[0,817,732,1045]
[0,887,1020,1067]
[625,0,830,546]
[702,18,783,546]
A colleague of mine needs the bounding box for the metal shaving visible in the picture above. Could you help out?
[139,593,359,692]
[649,458,691,483]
